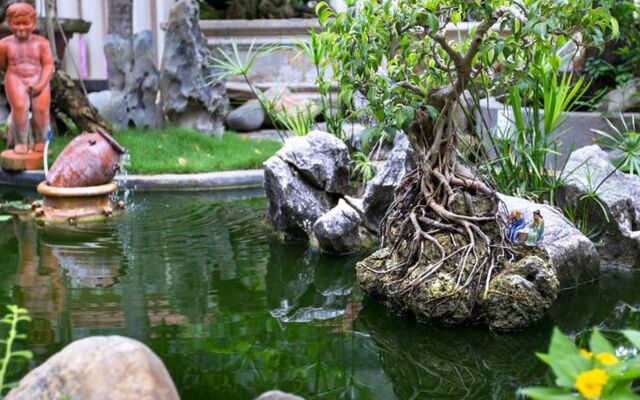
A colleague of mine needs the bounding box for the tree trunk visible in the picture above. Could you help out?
[108,0,133,39]
[50,69,108,134]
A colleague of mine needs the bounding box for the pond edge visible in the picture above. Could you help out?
[0,169,265,192]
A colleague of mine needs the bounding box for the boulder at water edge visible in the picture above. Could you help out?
[160,0,228,135]
[6,336,179,400]
[313,198,364,253]
[499,194,600,288]
[560,145,640,268]
[264,131,350,240]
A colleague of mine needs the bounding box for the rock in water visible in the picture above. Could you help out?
[560,145,640,268]
[6,336,179,400]
[480,256,559,331]
[160,0,228,135]
[264,131,351,240]
[104,31,163,129]
[499,194,600,288]
[355,193,559,331]
[313,199,363,253]
[264,156,334,240]
[276,130,350,193]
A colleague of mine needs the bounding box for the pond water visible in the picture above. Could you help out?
[0,188,639,400]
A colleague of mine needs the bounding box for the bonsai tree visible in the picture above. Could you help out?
[318,0,615,330]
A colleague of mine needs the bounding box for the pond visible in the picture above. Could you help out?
[0,188,639,400]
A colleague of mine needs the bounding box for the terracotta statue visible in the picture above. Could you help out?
[0,2,54,170]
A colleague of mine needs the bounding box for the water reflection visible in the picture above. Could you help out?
[2,191,640,399]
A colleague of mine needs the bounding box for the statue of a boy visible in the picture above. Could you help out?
[0,2,54,168]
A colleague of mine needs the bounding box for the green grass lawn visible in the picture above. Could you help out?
[1,128,282,174]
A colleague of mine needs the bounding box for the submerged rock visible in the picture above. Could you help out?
[7,336,179,400]
[499,194,600,288]
[160,0,228,135]
[560,145,640,268]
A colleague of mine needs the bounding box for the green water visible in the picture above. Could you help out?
[0,189,639,399]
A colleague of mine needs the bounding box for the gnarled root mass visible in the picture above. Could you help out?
[356,106,559,331]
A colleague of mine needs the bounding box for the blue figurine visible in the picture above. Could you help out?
[507,210,526,243]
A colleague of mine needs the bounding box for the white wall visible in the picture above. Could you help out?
[50,0,174,80]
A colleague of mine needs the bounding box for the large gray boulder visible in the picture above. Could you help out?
[276,130,350,193]
[7,336,179,400]
[264,131,351,241]
[104,31,163,129]
[499,194,600,288]
[362,132,415,228]
[264,156,334,240]
[160,0,228,135]
[560,145,640,268]
[313,198,363,253]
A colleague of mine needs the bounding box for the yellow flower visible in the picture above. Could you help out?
[595,352,619,366]
[575,369,609,399]
[579,348,594,359]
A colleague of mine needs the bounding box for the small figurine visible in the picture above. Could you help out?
[0,2,54,171]
[525,210,544,246]
[507,210,526,243]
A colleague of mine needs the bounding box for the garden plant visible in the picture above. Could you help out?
[319,0,617,329]
[521,327,640,399]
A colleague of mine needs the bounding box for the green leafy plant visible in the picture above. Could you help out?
[208,41,291,141]
[351,151,376,184]
[296,29,347,137]
[594,115,640,176]
[260,93,316,137]
[477,60,588,204]
[0,305,32,396]
[560,164,614,242]
[520,327,640,399]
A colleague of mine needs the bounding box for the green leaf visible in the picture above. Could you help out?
[622,330,640,350]
[0,215,11,222]
[10,350,32,359]
[518,387,578,399]
[547,328,590,388]
[589,329,615,354]
[606,382,640,400]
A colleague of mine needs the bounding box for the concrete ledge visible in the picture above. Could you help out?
[0,169,265,192]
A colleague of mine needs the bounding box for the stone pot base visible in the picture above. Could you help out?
[0,149,44,171]
[34,181,123,225]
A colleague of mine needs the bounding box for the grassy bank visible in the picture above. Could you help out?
[1,128,281,174]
